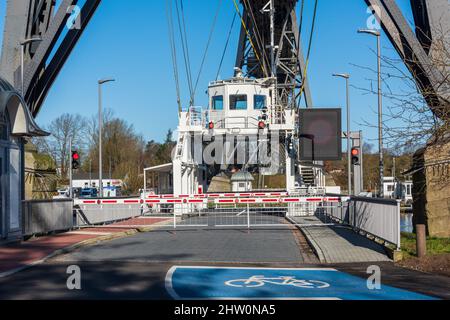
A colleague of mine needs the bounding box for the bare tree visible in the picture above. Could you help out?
[352,29,449,153]
[86,108,115,148]
[34,113,88,178]
[84,111,146,195]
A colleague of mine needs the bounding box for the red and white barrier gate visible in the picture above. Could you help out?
[73,195,348,229]
[74,196,345,206]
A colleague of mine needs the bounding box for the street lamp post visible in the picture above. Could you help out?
[333,73,352,195]
[98,78,115,198]
[358,29,384,198]
[19,37,42,95]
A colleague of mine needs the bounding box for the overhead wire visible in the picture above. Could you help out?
[298,0,319,107]
[298,0,305,37]
[232,0,268,77]
[294,0,306,107]
[166,0,182,114]
[216,12,237,81]
[191,0,223,104]
[242,0,270,77]
[175,0,194,102]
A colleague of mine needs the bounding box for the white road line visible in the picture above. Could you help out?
[171,266,338,271]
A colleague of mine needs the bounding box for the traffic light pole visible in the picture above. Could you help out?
[352,131,363,196]
[69,137,73,199]
[342,131,364,196]
[346,77,351,196]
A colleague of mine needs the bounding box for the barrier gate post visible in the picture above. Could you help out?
[173,209,177,230]
[247,203,250,230]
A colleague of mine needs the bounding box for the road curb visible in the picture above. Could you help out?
[285,216,326,263]
[136,219,174,232]
[298,227,327,263]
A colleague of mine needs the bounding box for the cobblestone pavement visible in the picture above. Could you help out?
[293,216,391,263]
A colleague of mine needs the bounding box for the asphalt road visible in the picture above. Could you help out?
[58,228,304,264]
[0,228,448,300]
[0,260,448,300]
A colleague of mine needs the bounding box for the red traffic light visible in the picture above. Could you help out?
[208,122,214,130]
[258,121,266,129]
[351,148,360,156]
[72,151,80,170]
[351,148,361,165]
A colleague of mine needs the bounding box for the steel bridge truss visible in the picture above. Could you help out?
[1,0,448,125]
[0,0,101,116]
[235,0,313,109]
[366,0,450,118]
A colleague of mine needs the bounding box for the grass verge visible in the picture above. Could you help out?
[395,233,450,277]
[401,232,450,259]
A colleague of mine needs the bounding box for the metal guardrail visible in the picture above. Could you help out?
[325,196,401,250]
[22,199,74,236]
[22,199,143,237]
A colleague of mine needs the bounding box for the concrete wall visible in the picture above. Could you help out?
[423,140,450,237]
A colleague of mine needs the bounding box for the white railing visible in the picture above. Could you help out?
[325,196,401,249]
[180,107,293,130]
[188,107,204,127]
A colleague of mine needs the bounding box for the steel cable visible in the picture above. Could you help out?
[175,0,194,101]
[166,0,182,113]
[232,0,268,77]
[298,0,319,106]
[191,0,223,104]
[216,12,237,81]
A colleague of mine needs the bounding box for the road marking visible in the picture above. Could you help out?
[166,266,438,300]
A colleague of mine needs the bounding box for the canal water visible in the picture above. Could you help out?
[401,214,413,233]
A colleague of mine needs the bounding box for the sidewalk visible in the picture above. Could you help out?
[293,216,392,263]
[0,217,170,277]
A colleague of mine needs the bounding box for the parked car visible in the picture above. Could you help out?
[358,192,374,198]
[53,188,69,199]
[53,187,82,199]
[80,188,98,198]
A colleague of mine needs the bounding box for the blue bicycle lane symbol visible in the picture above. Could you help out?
[166,266,439,300]
[225,275,330,289]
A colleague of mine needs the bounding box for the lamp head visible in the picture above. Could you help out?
[332,73,350,79]
[358,29,380,37]
[98,78,116,85]
[20,37,42,46]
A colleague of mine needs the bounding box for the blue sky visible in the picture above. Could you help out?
[0,0,416,144]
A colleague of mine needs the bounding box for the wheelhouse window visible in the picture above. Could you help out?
[230,95,247,110]
[254,95,267,110]
[212,96,224,111]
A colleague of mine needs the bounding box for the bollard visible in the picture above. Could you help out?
[416,224,427,258]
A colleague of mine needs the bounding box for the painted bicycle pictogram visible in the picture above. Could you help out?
[225,276,330,289]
